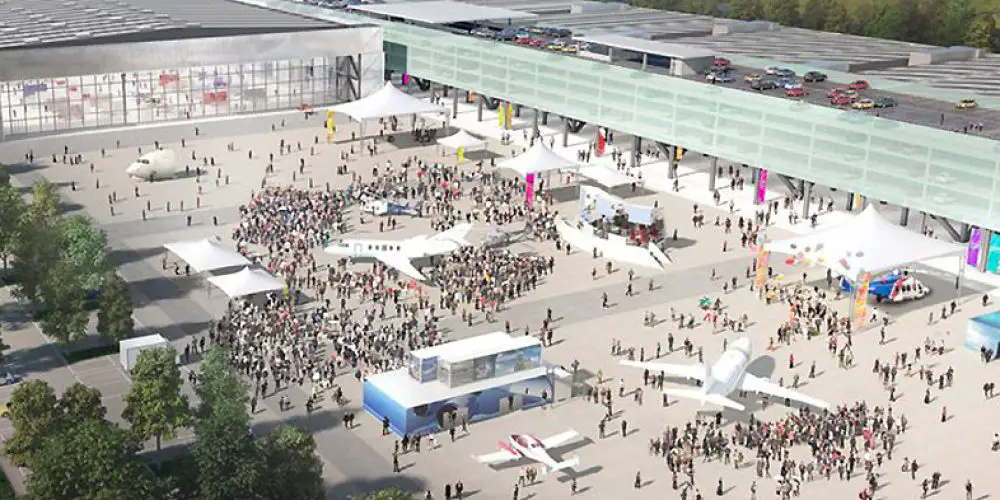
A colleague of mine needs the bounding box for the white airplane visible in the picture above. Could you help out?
[474,430,581,473]
[323,223,472,281]
[621,337,830,411]
[126,149,180,180]
[362,199,421,217]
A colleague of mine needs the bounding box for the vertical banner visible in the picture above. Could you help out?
[326,110,335,141]
[755,169,768,204]
[852,193,864,212]
[525,173,536,210]
[754,232,769,289]
[853,272,871,328]
[497,104,505,128]
[505,102,513,129]
[402,73,410,85]
[457,146,465,163]
[596,129,606,156]
[967,227,982,266]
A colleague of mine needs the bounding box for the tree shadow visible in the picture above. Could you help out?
[128,275,203,303]
[5,343,69,377]
[109,246,166,267]
[137,320,213,343]
[59,200,84,215]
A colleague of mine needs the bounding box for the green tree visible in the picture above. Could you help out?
[59,215,111,291]
[823,0,851,33]
[350,488,414,500]
[96,273,134,342]
[12,214,61,303]
[965,13,1000,51]
[0,164,8,186]
[800,0,828,29]
[0,183,24,273]
[941,0,976,46]
[59,382,106,423]
[27,180,61,222]
[38,259,89,343]
[728,0,764,20]
[866,1,905,40]
[26,418,161,500]
[4,380,61,466]
[123,346,190,451]
[916,0,947,43]
[765,0,800,26]
[256,425,324,500]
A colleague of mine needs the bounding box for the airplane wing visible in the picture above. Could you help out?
[620,360,707,382]
[431,223,472,246]
[739,374,831,410]
[474,449,519,465]
[373,253,426,281]
[540,429,578,449]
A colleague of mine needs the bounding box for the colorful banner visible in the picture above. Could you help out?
[505,102,513,129]
[852,193,864,212]
[853,272,871,328]
[457,146,465,163]
[525,173,536,210]
[326,110,335,140]
[968,227,982,266]
[755,169,768,204]
[675,146,685,162]
[497,104,505,128]
[596,129,606,156]
[754,245,769,289]
[402,73,410,85]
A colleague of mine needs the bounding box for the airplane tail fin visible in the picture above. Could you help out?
[433,223,472,246]
[663,388,746,411]
[546,456,580,474]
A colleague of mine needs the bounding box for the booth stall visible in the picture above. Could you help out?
[579,185,663,247]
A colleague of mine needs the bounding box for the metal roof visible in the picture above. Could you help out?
[347,1,536,24]
[573,33,714,60]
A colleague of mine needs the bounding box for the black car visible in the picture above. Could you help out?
[750,78,778,91]
[803,71,827,83]
[873,97,897,108]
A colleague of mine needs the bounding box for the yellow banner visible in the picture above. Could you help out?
[457,146,465,163]
[754,245,769,289]
[497,104,505,128]
[852,193,863,212]
[853,272,871,327]
[505,102,513,129]
[326,110,335,139]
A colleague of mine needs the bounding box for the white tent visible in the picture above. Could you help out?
[498,142,579,178]
[577,165,637,188]
[163,236,250,273]
[328,82,445,122]
[207,267,286,298]
[437,129,487,151]
[767,205,965,280]
[119,334,172,372]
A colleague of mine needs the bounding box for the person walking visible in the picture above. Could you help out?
[634,471,642,489]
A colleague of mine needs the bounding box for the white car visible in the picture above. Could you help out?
[765,66,780,75]
[0,372,22,386]
[782,81,802,90]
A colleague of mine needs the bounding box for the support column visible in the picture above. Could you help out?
[752,168,764,205]
[477,96,484,122]
[452,90,458,119]
[899,207,910,226]
[749,167,757,186]
[442,85,449,97]
[845,192,853,211]
[708,156,718,191]
[667,145,677,179]
[542,111,549,126]
[919,211,929,234]
[801,182,812,220]
[562,117,569,147]
[977,229,993,272]
[532,108,539,138]
[630,136,642,169]
[514,104,522,118]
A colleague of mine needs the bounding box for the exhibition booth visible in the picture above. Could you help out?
[579,186,663,247]
[966,311,1000,353]
[119,334,172,371]
[363,332,560,436]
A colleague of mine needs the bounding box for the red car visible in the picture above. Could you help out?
[714,56,731,67]
[529,37,549,47]
[827,88,847,98]
[785,88,806,98]
[831,94,856,106]
[514,35,532,45]
[849,80,869,90]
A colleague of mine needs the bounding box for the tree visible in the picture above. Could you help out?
[97,273,134,342]
[765,0,800,26]
[123,346,190,451]
[11,213,61,303]
[26,418,161,500]
[350,488,414,500]
[256,425,324,500]
[0,183,23,274]
[941,0,976,46]
[866,1,905,40]
[965,13,1000,51]
[0,164,8,186]
[823,0,851,33]
[800,0,828,30]
[59,215,111,291]
[27,180,61,222]
[59,382,106,423]
[38,259,89,343]
[728,0,764,20]
[4,380,61,466]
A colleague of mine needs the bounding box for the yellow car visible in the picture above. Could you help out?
[852,98,875,110]
[955,99,977,110]
[560,44,578,53]
[744,73,762,83]
[0,403,9,418]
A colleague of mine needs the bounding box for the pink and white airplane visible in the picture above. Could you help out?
[474,430,581,473]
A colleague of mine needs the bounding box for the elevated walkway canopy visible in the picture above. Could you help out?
[347,1,536,25]
[574,33,714,76]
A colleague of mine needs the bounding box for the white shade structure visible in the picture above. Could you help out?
[119,334,172,372]
[766,205,965,280]
[437,129,487,151]
[163,236,250,273]
[328,82,445,122]
[576,165,637,188]
[498,142,579,178]
[207,267,286,298]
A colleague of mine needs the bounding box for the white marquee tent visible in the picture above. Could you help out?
[329,82,445,122]
[577,164,637,188]
[437,129,487,151]
[766,205,965,280]
[498,142,579,178]
[207,267,286,298]
[163,236,250,273]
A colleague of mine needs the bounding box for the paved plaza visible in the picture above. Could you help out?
[0,94,998,499]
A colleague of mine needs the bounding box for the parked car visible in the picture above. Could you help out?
[706,72,734,83]
[803,71,827,82]
[544,40,564,51]
[831,94,857,106]
[849,80,870,90]
[779,79,802,90]
[714,56,731,68]
[873,97,897,108]
[514,34,532,45]
[955,98,978,109]
[765,66,780,75]
[744,73,762,83]
[774,68,795,78]
[0,372,21,387]
[827,88,856,99]
[751,78,778,91]
[852,98,875,110]
[471,27,494,38]
[785,88,806,98]
[529,37,549,48]
[560,43,578,53]
[496,28,520,41]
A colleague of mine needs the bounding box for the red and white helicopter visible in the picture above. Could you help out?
[473,430,581,473]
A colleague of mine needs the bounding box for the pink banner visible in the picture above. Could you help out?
[525,173,536,210]
[756,169,768,204]
[402,73,410,85]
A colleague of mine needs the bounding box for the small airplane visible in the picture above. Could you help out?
[474,430,581,473]
[840,272,929,303]
[323,223,472,281]
[621,337,830,411]
[126,149,180,180]
[362,199,421,217]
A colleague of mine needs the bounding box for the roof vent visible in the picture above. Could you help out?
[74,31,91,37]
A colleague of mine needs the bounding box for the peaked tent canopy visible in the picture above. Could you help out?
[437,129,487,151]
[207,267,286,298]
[498,142,579,178]
[577,164,637,188]
[766,205,965,280]
[163,236,250,273]
[328,82,445,122]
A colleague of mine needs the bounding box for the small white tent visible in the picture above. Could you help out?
[328,82,445,122]
[119,334,172,372]
[498,142,579,178]
[207,267,286,298]
[163,236,250,273]
[767,205,965,280]
[437,129,487,151]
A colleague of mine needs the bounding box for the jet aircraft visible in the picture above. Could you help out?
[324,223,472,281]
[362,199,421,217]
[126,149,180,180]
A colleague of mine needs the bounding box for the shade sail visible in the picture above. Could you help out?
[163,236,250,273]
[437,129,487,151]
[328,82,445,122]
[207,267,285,298]
[577,165,636,188]
[766,205,965,280]
[498,142,579,178]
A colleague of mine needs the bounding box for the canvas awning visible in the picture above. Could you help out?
[207,267,285,298]
[577,165,637,188]
[437,129,487,151]
[163,236,250,273]
[328,82,445,122]
[498,142,579,178]
[766,205,965,280]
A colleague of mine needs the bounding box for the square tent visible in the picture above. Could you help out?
[163,236,250,273]
[576,164,638,188]
[498,142,579,178]
[119,334,172,372]
[328,82,446,122]
[437,129,487,151]
[207,267,286,298]
[766,205,965,280]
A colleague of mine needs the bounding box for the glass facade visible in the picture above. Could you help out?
[0,57,343,136]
